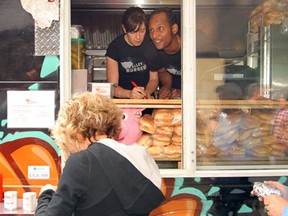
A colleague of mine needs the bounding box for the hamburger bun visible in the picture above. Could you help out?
[173,125,182,136]
[153,138,170,146]
[147,146,164,158]
[139,114,155,134]
[244,137,262,149]
[250,146,269,157]
[237,130,251,142]
[197,144,218,157]
[154,126,174,137]
[230,145,245,157]
[262,136,277,145]
[136,133,153,148]
[152,109,174,127]
[243,115,261,129]
[270,150,286,157]
[171,109,182,125]
[270,144,287,152]
[171,134,182,144]
[153,133,171,143]
[163,144,181,155]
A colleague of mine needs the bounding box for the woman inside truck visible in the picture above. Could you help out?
[106,6,158,99]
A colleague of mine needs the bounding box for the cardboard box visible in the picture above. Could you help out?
[88,82,113,98]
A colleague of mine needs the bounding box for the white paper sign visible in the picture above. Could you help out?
[28,166,50,179]
[7,91,55,128]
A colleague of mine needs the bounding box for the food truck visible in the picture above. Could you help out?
[1,0,288,214]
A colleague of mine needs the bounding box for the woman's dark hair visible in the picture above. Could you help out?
[150,7,177,26]
[122,7,147,33]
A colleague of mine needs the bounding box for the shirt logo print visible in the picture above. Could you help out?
[167,67,181,75]
[121,60,147,73]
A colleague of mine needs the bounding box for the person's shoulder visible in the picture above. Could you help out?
[144,42,162,59]
[66,149,90,164]
[127,143,153,159]
[106,35,126,57]
[107,34,125,49]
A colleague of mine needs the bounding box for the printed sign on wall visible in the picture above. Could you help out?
[7,90,55,128]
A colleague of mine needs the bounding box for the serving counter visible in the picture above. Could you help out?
[112,99,181,108]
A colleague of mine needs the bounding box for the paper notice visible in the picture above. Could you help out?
[20,0,59,28]
[7,90,55,128]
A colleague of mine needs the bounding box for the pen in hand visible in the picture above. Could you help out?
[131,81,148,99]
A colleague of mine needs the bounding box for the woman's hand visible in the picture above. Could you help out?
[264,194,288,216]
[131,87,147,99]
[264,181,287,199]
[39,184,57,195]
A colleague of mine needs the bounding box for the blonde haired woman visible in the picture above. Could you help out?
[35,92,164,216]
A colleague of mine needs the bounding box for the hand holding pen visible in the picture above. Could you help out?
[131,81,148,99]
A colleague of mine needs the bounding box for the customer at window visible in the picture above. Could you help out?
[272,90,288,145]
[145,7,181,99]
[252,180,288,216]
[106,7,158,99]
[35,92,165,216]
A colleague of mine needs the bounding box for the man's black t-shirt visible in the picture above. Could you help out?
[144,43,181,89]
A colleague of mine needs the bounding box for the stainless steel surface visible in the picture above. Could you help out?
[35,22,60,56]
[260,25,288,99]
[260,26,271,98]
[72,0,262,7]
[196,0,262,6]
[72,0,180,9]
[90,57,107,81]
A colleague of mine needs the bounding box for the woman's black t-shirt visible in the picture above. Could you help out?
[106,34,153,90]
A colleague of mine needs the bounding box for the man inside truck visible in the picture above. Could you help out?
[145,7,181,99]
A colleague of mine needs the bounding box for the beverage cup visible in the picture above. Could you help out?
[23,192,37,212]
[4,191,18,210]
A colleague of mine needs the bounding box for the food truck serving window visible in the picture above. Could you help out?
[68,0,288,177]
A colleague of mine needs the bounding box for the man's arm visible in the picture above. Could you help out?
[158,68,172,99]
[158,68,172,89]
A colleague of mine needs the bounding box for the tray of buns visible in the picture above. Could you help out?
[136,108,182,161]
